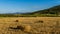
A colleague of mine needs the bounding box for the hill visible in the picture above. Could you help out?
[21,5,60,17]
[33,5,60,14]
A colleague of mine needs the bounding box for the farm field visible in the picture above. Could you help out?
[0,17,60,34]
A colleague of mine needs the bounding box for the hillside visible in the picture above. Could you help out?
[21,5,60,17]
[33,5,60,14]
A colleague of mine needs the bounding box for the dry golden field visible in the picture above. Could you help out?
[0,17,60,34]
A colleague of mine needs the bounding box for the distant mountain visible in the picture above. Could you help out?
[5,12,27,14]
[34,5,60,14]
[23,5,60,15]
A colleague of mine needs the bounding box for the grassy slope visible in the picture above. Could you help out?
[21,5,60,17]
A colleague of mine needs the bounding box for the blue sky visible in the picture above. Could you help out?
[0,0,60,13]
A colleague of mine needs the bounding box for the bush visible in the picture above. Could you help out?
[35,20,44,23]
[9,24,31,32]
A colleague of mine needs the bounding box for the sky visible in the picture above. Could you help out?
[0,0,60,13]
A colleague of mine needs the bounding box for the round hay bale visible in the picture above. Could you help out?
[24,25,31,32]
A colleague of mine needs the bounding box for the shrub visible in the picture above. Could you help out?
[9,24,31,33]
[35,20,44,23]
[9,25,24,31]
[15,20,19,22]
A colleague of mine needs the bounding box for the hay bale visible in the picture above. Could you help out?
[24,25,31,32]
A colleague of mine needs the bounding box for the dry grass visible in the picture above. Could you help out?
[0,17,60,34]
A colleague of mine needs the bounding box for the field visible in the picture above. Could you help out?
[0,17,60,34]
